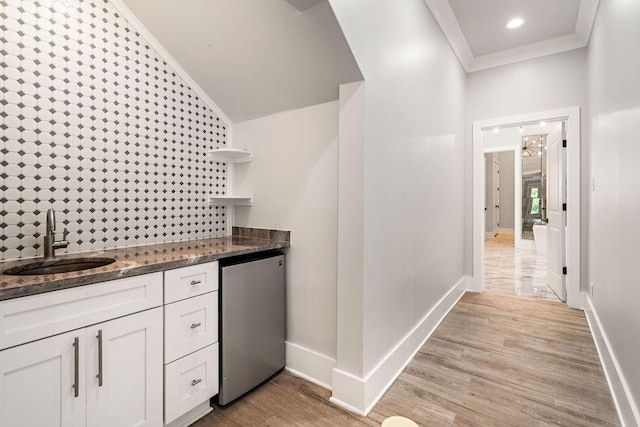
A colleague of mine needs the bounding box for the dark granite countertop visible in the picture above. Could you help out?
[0,227,290,301]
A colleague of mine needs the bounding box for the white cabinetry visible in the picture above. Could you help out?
[164,294,217,363]
[0,273,164,427]
[164,343,218,425]
[0,330,86,427]
[86,308,163,427]
[163,262,219,426]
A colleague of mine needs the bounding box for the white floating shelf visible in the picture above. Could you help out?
[208,148,252,163]
[208,195,253,206]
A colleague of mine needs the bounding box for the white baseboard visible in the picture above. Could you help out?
[330,369,367,416]
[285,341,335,390]
[462,275,480,293]
[584,295,640,426]
[330,277,467,415]
[485,231,497,239]
[165,401,212,427]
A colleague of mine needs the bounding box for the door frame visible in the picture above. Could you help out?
[471,107,582,309]
[484,148,519,243]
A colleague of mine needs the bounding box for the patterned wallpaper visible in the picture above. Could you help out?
[0,0,229,261]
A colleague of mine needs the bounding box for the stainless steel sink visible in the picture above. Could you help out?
[2,257,116,276]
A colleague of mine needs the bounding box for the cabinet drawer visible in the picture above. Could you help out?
[0,272,163,350]
[164,292,218,363]
[165,343,219,424]
[164,262,218,304]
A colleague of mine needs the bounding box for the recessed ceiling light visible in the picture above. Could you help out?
[493,127,499,133]
[507,18,524,29]
[540,121,546,127]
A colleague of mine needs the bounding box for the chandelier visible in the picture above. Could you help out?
[522,134,546,157]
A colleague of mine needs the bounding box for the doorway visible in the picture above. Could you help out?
[471,107,582,309]
[482,126,564,302]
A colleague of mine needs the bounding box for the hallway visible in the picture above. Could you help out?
[196,289,618,425]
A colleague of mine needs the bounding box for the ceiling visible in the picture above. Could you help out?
[423,0,600,72]
[119,0,362,123]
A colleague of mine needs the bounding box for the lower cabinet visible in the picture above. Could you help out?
[0,329,86,427]
[163,262,219,426]
[164,343,219,424]
[0,260,232,426]
[86,308,163,427]
[0,308,163,427]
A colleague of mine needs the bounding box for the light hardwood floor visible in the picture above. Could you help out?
[195,236,617,425]
[484,233,560,301]
[194,288,618,426]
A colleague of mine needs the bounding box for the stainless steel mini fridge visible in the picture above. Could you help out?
[218,252,285,405]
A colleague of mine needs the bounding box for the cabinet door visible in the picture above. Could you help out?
[86,308,163,427]
[0,330,86,427]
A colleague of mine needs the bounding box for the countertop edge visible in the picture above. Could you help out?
[0,240,289,302]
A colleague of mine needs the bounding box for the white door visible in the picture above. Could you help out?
[493,159,500,233]
[86,308,163,427]
[546,122,567,301]
[0,330,86,427]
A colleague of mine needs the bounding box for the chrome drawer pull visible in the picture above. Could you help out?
[73,337,79,397]
[190,280,202,286]
[190,322,202,329]
[97,329,103,387]
[191,379,202,386]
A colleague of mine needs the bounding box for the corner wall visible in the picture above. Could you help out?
[233,101,340,388]
[587,0,640,422]
[329,0,467,413]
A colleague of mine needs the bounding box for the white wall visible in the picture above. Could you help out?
[329,0,467,412]
[588,0,640,421]
[497,151,515,230]
[335,81,365,377]
[233,101,339,382]
[465,48,589,287]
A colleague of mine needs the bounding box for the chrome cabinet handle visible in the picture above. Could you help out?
[191,379,202,386]
[73,337,79,398]
[190,322,202,329]
[97,330,103,387]
[190,280,202,286]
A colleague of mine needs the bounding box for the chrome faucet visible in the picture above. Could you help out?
[43,209,69,260]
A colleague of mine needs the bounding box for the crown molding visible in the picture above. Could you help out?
[575,0,600,44]
[423,0,474,70]
[469,33,585,72]
[424,0,600,73]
